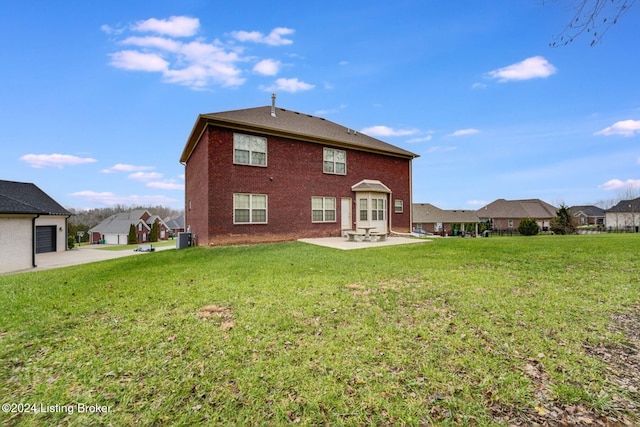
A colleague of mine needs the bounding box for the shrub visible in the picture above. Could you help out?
[518,217,540,236]
[551,204,577,235]
[128,224,138,244]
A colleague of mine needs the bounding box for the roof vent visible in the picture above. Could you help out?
[271,93,277,118]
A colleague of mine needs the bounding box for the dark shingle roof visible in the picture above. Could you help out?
[180,106,418,163]
[165,215,185,230]
[477,199,558,219]
[413,203,480,223]
[88,210,150,234]
[569,205,605,217]
[607,197,640,213]
[0,180,70,215]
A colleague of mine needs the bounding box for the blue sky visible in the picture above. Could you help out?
[1,1,639,211]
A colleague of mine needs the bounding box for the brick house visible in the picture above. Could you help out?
[569,205,605,226]
[477,198,558,232]
[179,99,419,246]
[412,203,480,236]
[88,209,171,244]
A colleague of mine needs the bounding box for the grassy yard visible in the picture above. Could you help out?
[1,234,639,425]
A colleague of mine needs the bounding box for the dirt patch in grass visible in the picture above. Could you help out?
[491,307,640,426]
[197,305,234,331]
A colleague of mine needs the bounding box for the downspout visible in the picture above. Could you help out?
[65,214,71,251]
[32,214,40,267]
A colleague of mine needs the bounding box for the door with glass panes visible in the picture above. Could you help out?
[356,192,387,234]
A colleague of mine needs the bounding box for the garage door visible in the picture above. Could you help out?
[36,226,57,254]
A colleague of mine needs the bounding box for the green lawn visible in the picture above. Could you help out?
[1,234,638,425]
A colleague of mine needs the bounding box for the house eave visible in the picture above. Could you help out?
[180,115,419,164]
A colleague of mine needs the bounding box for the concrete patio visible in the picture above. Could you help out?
[298,236,432,250]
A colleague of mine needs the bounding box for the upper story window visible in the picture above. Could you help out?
[323,148,346,175]
[234,133,267,166]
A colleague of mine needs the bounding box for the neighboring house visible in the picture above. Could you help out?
[412,203,480,235]
[569,205,605,226]
[477,199,558,231]
[165,215,185,235]
[0,180,71,273]
[179,98,419,246]
[605,197,640,232]
[89,209,171,244]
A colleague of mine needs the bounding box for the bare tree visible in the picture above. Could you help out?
[545,0,637,46]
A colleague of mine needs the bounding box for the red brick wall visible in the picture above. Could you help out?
[184,128,210,246]
[186,126,413,246]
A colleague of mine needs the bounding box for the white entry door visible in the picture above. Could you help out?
[341,198,352,230]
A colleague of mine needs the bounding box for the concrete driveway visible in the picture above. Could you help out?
[3,244,175,275]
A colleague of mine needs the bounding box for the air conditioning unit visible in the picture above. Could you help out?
[176,232,192,249]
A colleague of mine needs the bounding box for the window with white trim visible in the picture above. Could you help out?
[312,197,336,223]
[394,199,404,213]
[359,199,368,221]
[234,133,267,166]
[234,194,268,224]
[323,148,346,175]
[371,198,385,221]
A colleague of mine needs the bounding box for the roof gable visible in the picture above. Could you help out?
[180,106,418,163]
[569,205,605,217]
[607,197,640,213]
[89,210,153,234]
[413,203,479,223]
[478,199,558,219]
[0,180,70,215]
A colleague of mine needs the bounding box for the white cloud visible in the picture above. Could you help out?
[147,180,184,190]
[121,36,182,52]
[448,128,480,137]
[132,16,200,37]
[595,119,640,137]
[598,179,640,191]
[486,56,557,82]
[253,59,281,76]
[314,104,347,116]
[360,125,419,137]
[100,24,123,36]
[407,135,433,143]
[129,172,163,181]
[263,77,314,93]
[471,82,487,90]
[467,200,488,207]
[105,19,298,90]
[231,27,295,46]
[70,190,177,206]
[101,164,154,173]
[20,153,97,169]
[109,50,169,72]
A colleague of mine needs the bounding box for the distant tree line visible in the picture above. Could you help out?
[67,205,184,243]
